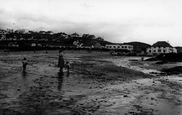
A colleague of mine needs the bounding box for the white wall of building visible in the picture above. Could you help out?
[105,44,133,51]
[173,47,177,53]
[147,47,177,54]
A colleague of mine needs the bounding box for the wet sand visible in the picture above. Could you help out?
[0,50,182,115]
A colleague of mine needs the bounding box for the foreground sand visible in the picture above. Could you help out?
[0,50,182,115]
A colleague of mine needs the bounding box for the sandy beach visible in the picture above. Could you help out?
[0,50,182,115]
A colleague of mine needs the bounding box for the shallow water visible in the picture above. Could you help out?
[104,57,161,75]
[103,56,182,115]
[1,52,182,115]
[162,62,182,68]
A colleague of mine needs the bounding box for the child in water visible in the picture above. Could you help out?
[65,61,70,74]
[58,50,64,73]
[22,58,28,72]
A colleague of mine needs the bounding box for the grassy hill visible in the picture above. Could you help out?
[124,41,151,53]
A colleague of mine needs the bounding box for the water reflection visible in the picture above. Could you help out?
[21,70,29,91]
[22,70,27,77]
[58,72,64,91]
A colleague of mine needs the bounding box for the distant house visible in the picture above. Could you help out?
[96,37,104,41]
[60,32,68,38]
[105,43,134,51]
[146,41,177,55]
[37,44,42,47]
[45,31,53,35]
[88,41,102,49]
[8,42,19,47]
[94,42,102,49]
[88,35,96,39]
[73,40,83,47]
[6,29,14,33]
[0,29,7,34]
[39,31,46,34]
[0,29,6,40]
[82,34,90,38]
[0,34,6,40]
[71,33,79,37]
[31,43,36,47]
[15,29,29,34]
[82,41,102,49]
[82,34,95,39]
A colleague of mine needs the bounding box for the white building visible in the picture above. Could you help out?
[146,41,177,55]
[15,29,29,34]
[105,44,133,51]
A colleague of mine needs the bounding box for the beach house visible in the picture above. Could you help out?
[146,41,177,55]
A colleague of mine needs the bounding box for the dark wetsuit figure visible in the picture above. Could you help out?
[22,58,28,72]
[58,53,64,73]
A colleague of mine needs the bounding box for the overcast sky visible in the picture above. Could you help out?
[0,0,182,46]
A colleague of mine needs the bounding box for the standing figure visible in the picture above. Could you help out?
[22,58,28,72]
[58,50,64,73]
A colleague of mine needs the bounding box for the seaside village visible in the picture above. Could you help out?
[0,29,182,55]
[1,29,182,115]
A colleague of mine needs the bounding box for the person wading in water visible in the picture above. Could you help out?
[58,50,64,73]
[22,58,28,72]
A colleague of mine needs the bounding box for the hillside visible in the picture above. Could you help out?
[175,46,182,53]
[124,41,151,53]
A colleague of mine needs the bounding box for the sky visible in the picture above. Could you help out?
[0,0,182,46]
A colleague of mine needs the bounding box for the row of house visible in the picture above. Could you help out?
[105,44,133,51]
[0,29,180,55]
[72,40,178,55]
[105,41,178,55]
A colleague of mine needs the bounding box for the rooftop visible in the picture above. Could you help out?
[152,41,172,47]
